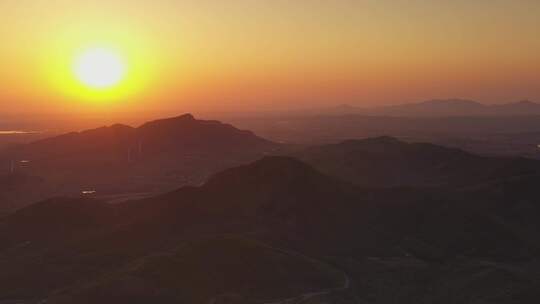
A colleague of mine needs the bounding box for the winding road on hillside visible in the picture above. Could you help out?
[200,235,351,304]
[209,242,350,304]
[258,243,350,304]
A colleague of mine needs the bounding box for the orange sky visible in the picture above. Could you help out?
[0,0,539,114]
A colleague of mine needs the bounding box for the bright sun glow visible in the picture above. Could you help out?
[74,48,126,89]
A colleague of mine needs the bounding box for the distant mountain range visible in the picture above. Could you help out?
[0,114,278,211]
[229,103,540,158]
[298,136,540,187]
[328,99,540,117]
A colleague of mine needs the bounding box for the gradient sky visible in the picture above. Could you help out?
[1,0,539,114]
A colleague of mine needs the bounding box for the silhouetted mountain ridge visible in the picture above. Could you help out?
[137,114,271,153]
[0,114,279,211]
[327,99,540,117]
[298,136,540,187]
[4,113,273,161]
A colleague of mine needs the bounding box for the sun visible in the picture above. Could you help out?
[73,48,126,89]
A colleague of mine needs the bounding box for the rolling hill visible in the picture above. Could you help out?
[297,136,540,187]
[2,153,540,302]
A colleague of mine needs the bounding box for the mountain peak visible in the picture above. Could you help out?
[421,99,484,107]
[206,156,315,182]
[138,113,196,129]
[173,113,195,120]
[203,156,336,192]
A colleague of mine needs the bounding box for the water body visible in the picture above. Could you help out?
[0,130,41,135]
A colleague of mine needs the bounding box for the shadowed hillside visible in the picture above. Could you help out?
[2,154,540,303]
[298,136,540,187]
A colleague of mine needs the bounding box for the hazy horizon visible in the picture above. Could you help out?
[1,0,539,115]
